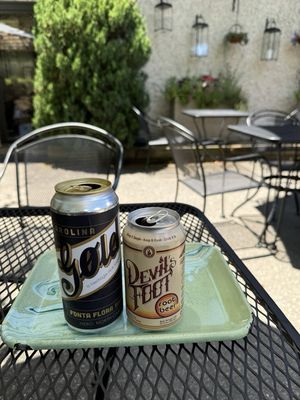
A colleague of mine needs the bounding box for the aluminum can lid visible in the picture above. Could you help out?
[54,178,111,196]
[127,207,180,230]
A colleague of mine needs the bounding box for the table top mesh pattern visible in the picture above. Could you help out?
[0,204,299,400]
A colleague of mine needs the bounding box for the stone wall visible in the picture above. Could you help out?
[137,0,300,119]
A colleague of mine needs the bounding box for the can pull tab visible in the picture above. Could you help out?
[146,210,169,224]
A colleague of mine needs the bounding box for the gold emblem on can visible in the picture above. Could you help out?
[143,246,155,258]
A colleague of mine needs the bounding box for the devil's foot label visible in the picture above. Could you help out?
[123,207,186,330]
[124,244,185,330]
[50,178,122,331]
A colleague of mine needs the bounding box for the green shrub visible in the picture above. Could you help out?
[33,0,151,145]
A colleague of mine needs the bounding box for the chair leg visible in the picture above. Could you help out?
[258,187,280,249]
[293,192,300,215]
[175,179,179,202]
[145,144,151,172]
[221,192,225,218]
[273,191,288,245]
[202,195,207,215]
[257,186,275,246]
[174,166,180,202]
[231,159,263,217]
[231,185,261,217]
[221,167,226,218]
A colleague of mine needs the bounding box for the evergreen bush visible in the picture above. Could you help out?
[33,0,151,145]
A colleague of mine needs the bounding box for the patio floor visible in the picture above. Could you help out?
[0,160,299,332]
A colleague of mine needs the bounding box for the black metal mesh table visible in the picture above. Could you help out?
[0,203,299,400]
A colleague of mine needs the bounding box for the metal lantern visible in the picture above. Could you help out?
[192,15,209,57]
[261,18,281,61]
[154,0,173,32]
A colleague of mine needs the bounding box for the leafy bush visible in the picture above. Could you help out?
[165,69,247,110]
[33,0,151,145]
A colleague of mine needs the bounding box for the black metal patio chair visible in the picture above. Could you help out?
[0,122,123,207]
[246,110,300,248]
[160,117,262,217]
[247,109,300,214]
[247,109,300,170]
[132,106,168,168]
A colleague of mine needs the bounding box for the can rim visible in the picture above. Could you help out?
[54,178,111,196]
[127,207,180,229]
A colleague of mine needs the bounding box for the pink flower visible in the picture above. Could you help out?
[291,32,300,46]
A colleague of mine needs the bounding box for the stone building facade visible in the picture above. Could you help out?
[0,0,299,141]
[138,0,300,118]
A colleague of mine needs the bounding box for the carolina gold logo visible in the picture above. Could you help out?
[53,225,96,237]
[58,218,119,299]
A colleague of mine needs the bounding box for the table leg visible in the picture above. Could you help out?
[192,116,205,141]
[257,144,283,250]
[93,347,117,399]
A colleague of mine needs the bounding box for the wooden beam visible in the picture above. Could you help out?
[0,1,34,14]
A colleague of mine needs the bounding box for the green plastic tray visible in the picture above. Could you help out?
[1,243,252,350]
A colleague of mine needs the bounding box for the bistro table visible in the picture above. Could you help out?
[0,203,300,399]
[228,124,300,169]
[228,124,300,248]
[183,109,249,142]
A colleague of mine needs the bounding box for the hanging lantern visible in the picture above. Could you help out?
[261,18,281,61]
[192,15,209,57]
[154,0,173,32]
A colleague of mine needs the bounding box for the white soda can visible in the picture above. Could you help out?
[123,207,185,330]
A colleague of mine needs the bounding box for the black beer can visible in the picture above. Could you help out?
[50,178,123,332]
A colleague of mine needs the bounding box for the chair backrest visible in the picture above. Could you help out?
[286,108,300,122]
[159,117,205,184]
[132,106,150,145]
[247,110,300,127]
[0,122,123,207]
[132,106,162,144]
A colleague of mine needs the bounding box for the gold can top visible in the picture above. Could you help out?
[54,178,111,196]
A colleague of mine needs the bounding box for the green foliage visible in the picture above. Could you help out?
[33,0,151,145]
[5,77,33,86]
[218,70,247,109]
[224,32,249,45]
[295,89,300,104]
[164,70,247,110]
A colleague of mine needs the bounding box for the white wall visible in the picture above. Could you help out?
[138,0,300,118]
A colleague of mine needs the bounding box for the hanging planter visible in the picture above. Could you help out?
[224,24,249,45]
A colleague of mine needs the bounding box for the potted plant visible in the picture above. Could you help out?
[164,69,247,135]
[224,24,249,45]
[164,69,247,110]
[225,31,248,45]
